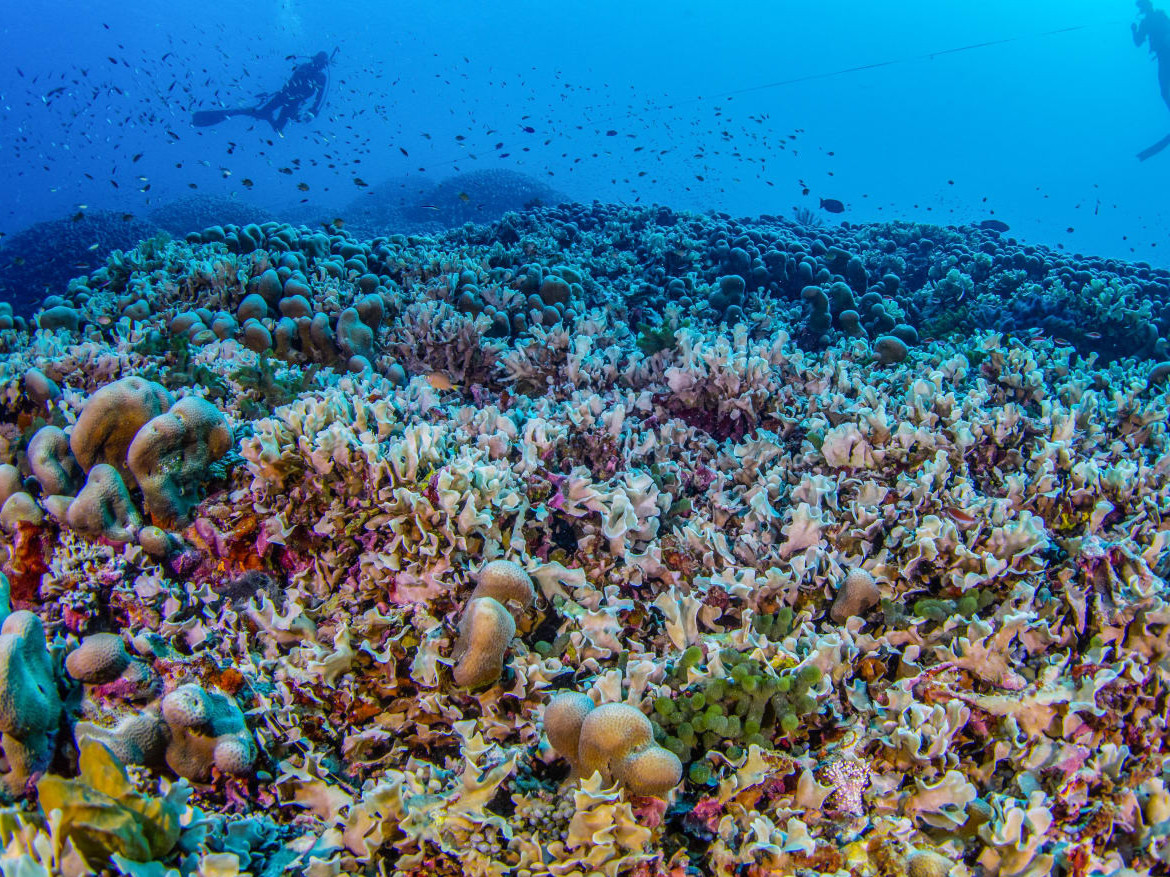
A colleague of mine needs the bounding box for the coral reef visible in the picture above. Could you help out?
[0,200,1168,876]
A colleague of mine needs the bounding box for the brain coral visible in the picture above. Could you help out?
[127,396,232,527]
[70,377,174,481]
[546,695,682,799]
[64,632,130,684]
[27,425,81,497]
[161,683,256,780]
[470,559,535,614]
[66,463,142,544]
[0,611,62,795]
[452,596,516,689]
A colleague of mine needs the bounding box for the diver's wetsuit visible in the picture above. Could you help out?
[252,52,330,132]
[1135,1,1170,111]
[191,51,331,132]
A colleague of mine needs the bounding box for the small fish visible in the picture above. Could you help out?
[1084,331,1102,340]
[819,198,845,214]
[353,177,368,187]
[419,205,441,211]
[241,178,254,188]
[978,219,1009,232]
[426,371,459,391]
[87,242,100,251]
[331,218,345,228]
[946,508,976,526]
[606,129,617,136]
[457,192,470,202]
[297,182,310,191]
[522,125,535,133]
[399,147,408,157]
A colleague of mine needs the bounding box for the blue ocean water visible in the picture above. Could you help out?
[0,0,1163,281]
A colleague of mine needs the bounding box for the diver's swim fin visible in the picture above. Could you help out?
[191,108,256,127]
[1137,132,1170,161]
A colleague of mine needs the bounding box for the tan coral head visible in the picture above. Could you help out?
[471,559,535,617]
[452,596,516,688]
[545,695,682,799]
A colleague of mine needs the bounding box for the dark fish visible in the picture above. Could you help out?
[131,152,143,162]
[353,177,368,187]
[297,182,310,191]
[241,178,254,188]
[819,197,845,213]
[522,126,535,133]
[606,129,617,136]
[457,192,470,202]
[978,219,1009,232]
[399,147,408,156]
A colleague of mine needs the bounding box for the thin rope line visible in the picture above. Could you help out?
[409,20,1114,176]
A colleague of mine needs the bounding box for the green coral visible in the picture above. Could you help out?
[36,740,186,868]
[751,605,795,641]
[912,588,997,623]
[650,644,823,785]
[136,332,229,399]
[635,320,684,356]
[230,350,319,418]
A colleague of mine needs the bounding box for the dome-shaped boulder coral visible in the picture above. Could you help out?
[22,368,60,407]
[74,711,167,769]
[0,611,62,795]
[66,464,142,544]
[64,632,131,684]
[70,377,174,482]
[830,567,880,623]
[545,696,682,799]
[127,396,232,527]
[0,466,20,508]
[161,683,257,781]
[37,305,80,333]
[873,334,909,365]
[0,492,43,532]
[470,559,535,616]
[544,691,594,768]
[335,307,375,360]
[452,596,516,688]
[27,425,81,497]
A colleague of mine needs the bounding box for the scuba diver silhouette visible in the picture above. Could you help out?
[192,49,336,133]
[1134,0,1170,159]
